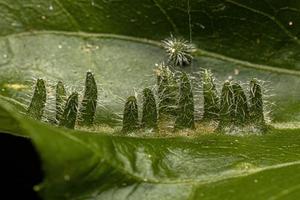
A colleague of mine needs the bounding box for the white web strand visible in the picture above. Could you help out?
[187,0,192,43]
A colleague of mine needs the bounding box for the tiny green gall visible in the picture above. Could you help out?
[59,92,79,129]
[218,81,235,130]
[156,63,178,117]
[141,88,158,130]
[249,79,266,129]
[122,96,139,133]
[79,72,98,126]
[174,73,195,130]
[55,81,67,123]
[202,69,220,121]
[232,83,250,125]
[27,79,47,120]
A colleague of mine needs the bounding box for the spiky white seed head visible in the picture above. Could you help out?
[162,35,196,67]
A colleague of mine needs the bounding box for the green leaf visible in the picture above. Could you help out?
[2,104,300,199]
[1,0,300,70]
[0,95,26,136]
[0,0,300,199]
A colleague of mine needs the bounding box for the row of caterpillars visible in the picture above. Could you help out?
[26,66,266,134]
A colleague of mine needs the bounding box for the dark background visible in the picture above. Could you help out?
[0,133,43,199]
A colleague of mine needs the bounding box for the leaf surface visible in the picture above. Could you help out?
[0,0,300,199]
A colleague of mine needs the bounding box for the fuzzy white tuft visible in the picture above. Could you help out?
[162,35,196,67]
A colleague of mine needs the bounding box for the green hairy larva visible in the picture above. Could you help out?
[202,69,220,121]
[79,72,98,126]
[174,73,195,130]
[59,92,78,129]
[156,63,178,117]
[249,79,266,130]
[232,83,250,125]
[141,88,158,130]
[122,96,139,133]
[55,81,67,123]
[218,81,235,130]
[27,79,47,120]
